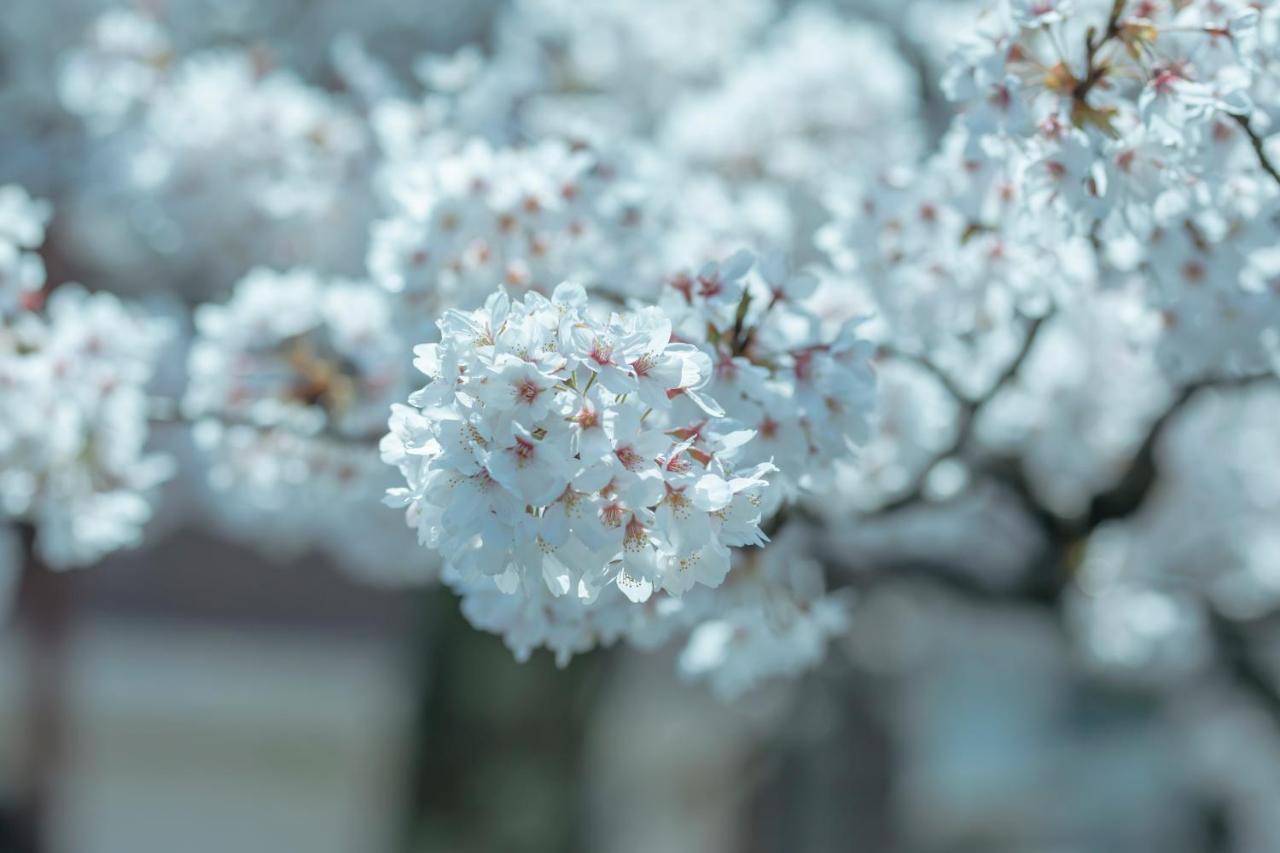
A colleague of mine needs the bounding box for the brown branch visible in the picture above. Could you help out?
[1207,607,1280,731]
[840,371,1276,649]
[1074,0,1126,103]
[1230,113,1280,189]
[876,313,1049,514]
[1084,372,1273,530]
[877,346,968,407]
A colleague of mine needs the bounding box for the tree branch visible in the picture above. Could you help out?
[841,370,1277,661]
[1084,372,1273,530]
[1207,607,1280,730]
[7,525,75,853]
[876,313,1049,515]
[1231,113,1280,189]
[878,346,969,407]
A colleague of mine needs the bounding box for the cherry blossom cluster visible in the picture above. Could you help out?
[187,268,403,441]
[0,186,171,567]
[492,0,775,135]
[0,185,50,318]
[382,248,878,666]
[943,0,1280,381]
[383,282,775,604]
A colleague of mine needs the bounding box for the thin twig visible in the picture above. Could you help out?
[1074,0,1126,103]
[877,346,969,407]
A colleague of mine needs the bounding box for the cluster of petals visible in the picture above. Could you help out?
[0,189,171,567]
[661,250,879,511]
[383,281,776,616]
[941,0,1280,381]
[383,246,882,665]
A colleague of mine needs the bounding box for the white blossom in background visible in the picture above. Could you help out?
[185,267,433,582]
[57,9,372,294]
[662,4,922,192]
[0,185,51,318]
[187,268,401,440]
[1067,525,1213,682]
[0,187,172,567]
[57,8,174,130]
[367,134,671,323]
[493,0,776,134]
[366,125,772,335]
[829,359,962,511]
[357,0,778,158]
[0,0,116,195]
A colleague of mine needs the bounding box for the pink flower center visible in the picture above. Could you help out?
[664,453,692,474]
[697,273,723,298]
[615,445,645,470]
[590,341,614,366]
[624,516,648,547]
[601,503,626,528]
[793,351,815,383]
[516,379,542,404]
[669,273,694,303]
